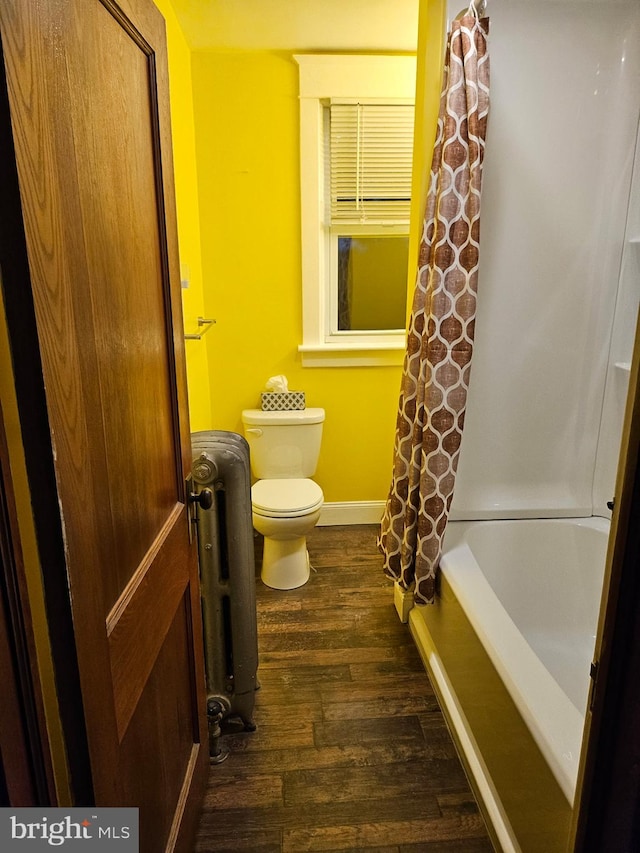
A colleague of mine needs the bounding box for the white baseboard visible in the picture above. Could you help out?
[318,501,385,526]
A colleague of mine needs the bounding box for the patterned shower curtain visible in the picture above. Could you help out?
[379,11,490,605]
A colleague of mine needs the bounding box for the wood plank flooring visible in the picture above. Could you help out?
[194,524,492,853]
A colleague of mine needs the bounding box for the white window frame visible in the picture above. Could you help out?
[295,54,417,367]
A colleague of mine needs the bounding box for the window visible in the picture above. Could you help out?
[295,55,417,366]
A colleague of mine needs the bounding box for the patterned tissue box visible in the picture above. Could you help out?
[260,391,306,411]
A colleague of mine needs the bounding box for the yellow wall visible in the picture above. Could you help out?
[407,0,447,318]
[191,50,404,503]
[154,0,212,431]
[158,0,445,505]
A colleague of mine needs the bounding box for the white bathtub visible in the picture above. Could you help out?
[439,516,609,804]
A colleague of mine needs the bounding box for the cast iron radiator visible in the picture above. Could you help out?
[190,430,259,760]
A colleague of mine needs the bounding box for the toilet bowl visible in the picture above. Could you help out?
[242,407,325,590]
[251,478,323,589]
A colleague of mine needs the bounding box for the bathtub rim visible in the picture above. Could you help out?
[439,515,610,805]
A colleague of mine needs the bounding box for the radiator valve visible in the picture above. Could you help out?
[207,698,229,764]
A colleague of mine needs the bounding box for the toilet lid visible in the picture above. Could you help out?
[252,478,324,517]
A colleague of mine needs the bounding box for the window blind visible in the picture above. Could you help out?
[329,103,415,224]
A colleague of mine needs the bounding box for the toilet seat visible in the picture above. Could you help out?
[252,478,323,518]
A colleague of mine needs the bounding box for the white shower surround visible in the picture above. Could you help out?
[449,0,640,521]
[408,0,640,848]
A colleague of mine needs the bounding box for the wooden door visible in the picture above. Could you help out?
[0,0,208,848]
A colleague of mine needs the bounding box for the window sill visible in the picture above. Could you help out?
[298,342,405,368]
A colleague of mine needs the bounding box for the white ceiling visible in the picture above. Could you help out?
[168,0,419,51]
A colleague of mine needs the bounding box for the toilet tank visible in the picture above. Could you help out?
[241,408,325,479]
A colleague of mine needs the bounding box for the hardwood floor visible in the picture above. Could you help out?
[194,524,492,853]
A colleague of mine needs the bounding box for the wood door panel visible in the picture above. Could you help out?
[0,0,178,610]
[107,503,190,742]
[0,0,208,844]
[64,0,180,609]
[118,597,198,850]
[3,4,124,795]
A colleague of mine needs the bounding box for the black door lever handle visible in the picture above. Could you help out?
[189,488,214,511]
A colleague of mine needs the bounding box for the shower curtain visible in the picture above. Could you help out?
[379,11,490,605]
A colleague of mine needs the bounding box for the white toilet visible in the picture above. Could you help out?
[241,407,325,589]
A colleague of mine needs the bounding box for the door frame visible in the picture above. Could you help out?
[572,317,640,851]
[0,399,57,806]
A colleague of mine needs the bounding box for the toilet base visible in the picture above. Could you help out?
[261,535,310,590]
